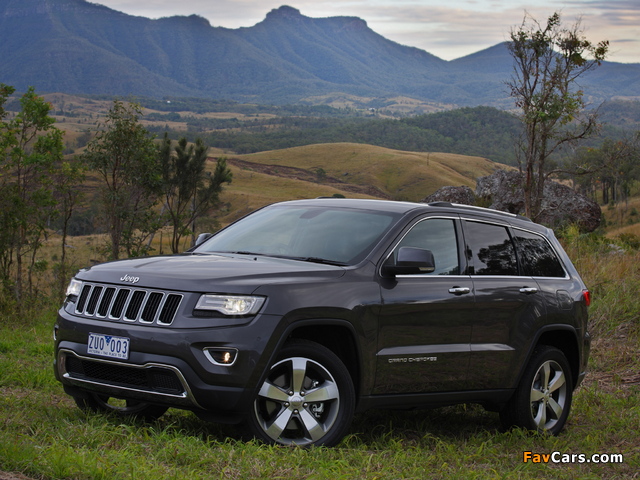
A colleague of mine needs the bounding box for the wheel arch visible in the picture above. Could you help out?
[284,320,361,399]
[530,326,581,389]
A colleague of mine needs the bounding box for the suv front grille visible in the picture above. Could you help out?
[75,283,183,326]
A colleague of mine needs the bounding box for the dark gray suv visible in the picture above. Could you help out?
[54,199,591,446]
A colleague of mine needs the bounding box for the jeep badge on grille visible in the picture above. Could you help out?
[120,274,140,284]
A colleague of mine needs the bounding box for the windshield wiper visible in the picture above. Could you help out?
[202,251,348,266]
[289,256,349,266]
[189,250,264,258]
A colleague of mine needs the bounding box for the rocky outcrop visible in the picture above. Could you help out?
[475,170,525,214]
[421,170,602,232]
[421,186,475,205]
[534,179,602,232]
[475,170,601,232]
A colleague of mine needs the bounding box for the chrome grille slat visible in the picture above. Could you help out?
[76,285,91,312]
[125,290,146,321]
[72,282,183,326]
[96,287,116,318]
[141,292,163,323]
[159,294,182,325]
[85,286,103,315]
[110,289,130,319]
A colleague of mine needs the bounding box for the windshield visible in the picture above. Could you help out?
[196,205,400,265]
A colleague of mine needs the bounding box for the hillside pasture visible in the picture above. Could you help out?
[215,143,505,224]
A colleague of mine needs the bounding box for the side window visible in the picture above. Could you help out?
[464,221,517,276]
[394,218,460,275]
[514,229,566,277]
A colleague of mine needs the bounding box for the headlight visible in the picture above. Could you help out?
[194,294,265,316]
[65,278,83,297]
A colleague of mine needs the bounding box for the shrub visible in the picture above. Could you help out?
[616,233,640,250]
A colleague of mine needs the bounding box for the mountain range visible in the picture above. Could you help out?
[1,0,639,107]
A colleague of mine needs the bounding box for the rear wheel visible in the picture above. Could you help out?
[500,346,573,435]
[73,392,168,421]
[246,339,355,446]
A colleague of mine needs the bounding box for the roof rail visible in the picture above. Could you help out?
[427,202,532,222]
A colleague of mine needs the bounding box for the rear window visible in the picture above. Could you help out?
[514,229,566,278]
[464,221,517,276]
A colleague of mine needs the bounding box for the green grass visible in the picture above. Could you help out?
[1,242,639,479]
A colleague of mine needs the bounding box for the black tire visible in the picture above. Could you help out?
[73,392,168,422]
[245,339,355,446]
[500,346,573,435]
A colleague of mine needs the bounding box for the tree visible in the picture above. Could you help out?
[570,135,640,205]
[507,12,608,220]
[52,157,86,297]
[159,134,232,253]
[81,101,162,260]
[0,85,64,303]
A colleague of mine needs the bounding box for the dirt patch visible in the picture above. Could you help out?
[0,472,35,480]
[585,330,640,396]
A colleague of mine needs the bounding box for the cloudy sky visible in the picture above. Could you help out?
[95,0,639,64]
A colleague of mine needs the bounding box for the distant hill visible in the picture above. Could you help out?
[2,0,638,106]
[216,142,506,223]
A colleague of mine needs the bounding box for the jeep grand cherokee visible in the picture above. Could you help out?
[54,198,590,446]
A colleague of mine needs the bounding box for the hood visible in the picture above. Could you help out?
[74,253,346,294]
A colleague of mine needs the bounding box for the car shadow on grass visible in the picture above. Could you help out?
[109,403,504,448]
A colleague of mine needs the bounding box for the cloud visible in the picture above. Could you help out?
[345,1,639,61]
[95,0,640,63]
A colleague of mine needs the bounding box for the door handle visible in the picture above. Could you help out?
[448,287,471,295]
[519,287,538,294]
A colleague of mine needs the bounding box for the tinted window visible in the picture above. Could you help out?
[197,205,399,265]
[514,229,565,277]
[464,221,517,276]
[393,218,460,275]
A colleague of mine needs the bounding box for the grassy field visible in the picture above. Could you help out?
[0,233,638,479]
[233,143,501,199]
[603,196,640,239]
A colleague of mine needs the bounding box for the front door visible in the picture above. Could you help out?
[375,217,474,394]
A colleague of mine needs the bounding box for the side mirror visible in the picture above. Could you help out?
[382,247,436,276]
[194,233,213,247]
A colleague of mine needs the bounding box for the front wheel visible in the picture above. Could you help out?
[246,339,355,446]
[73,392,168,421]
[500,346,573,435]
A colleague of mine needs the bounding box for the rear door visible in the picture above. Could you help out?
[461,218,547,389]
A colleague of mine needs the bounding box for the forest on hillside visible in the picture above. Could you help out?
[140,101,639,166]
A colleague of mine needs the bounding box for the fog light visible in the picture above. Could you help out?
[204,348,238,366]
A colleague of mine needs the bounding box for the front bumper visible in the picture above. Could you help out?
[56,347,204,409]
[54,307,282,420]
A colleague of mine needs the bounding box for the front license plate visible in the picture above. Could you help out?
[87,333,130,360]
